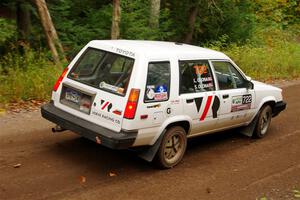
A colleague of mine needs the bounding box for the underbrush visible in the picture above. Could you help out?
[208,28,300,81]
[0,47,63,105]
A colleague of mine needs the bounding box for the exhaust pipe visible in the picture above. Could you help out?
[52,125,66,133]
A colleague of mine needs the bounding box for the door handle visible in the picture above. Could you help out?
[222,94,229,99]
[186,99,194,103]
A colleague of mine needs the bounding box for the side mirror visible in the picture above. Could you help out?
[246,80,254,90]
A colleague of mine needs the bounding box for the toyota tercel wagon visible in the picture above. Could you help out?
[41,40,286,168]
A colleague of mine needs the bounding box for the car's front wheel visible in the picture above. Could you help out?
[155,126,187,169]
[253,105,272,138]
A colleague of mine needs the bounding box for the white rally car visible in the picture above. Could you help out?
[41,40,286,168]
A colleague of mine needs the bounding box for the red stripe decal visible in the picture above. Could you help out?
[200,96,213,121]
[101,101,110,110]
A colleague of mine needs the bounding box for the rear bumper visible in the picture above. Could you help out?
[41,103,137,149]
[272,101,287,117]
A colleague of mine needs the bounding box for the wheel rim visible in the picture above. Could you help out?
[163,132,184,164]
[260,109,271,135]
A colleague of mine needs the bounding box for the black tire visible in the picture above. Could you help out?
[253,105,272,138]
[155,126,187,169]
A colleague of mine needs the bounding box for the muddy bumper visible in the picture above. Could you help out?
[41,103,137,149]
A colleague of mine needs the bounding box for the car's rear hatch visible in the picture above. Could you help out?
[53,46,135,132]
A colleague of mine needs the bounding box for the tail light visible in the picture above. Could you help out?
[53,67,69,92]
[124,89,140,119]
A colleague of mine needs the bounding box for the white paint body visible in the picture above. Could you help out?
[52,40,283,147]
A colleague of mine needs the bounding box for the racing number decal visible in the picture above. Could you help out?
[231,94,252,112]
[193,95,220,121]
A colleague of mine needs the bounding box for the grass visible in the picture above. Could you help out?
[0,46,63,106]
[208,29,300,81]
[224,40,300,81]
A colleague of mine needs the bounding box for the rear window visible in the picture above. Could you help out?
[68,47,134,96]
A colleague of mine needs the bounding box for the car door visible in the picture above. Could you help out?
[179,60,220,135]
[210,60,255,129]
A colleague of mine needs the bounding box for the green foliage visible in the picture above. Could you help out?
[208,29,300,81]
[0,47,62,103]
[120,0,175,40]
[0,18,16,45]
[49,0,112,54]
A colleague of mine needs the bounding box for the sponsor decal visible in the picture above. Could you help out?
[101,100,112,112]
[99,81,124,95]
[231,94,252,112]
[99,99,123,115]
[200,96,213,121]
[154,92,168,101]
[112,109,122,115]
[146,85,168,101]
[91,110,121,125]
[194,97,203,113]
[192,95,220,121]
[146,85,155,100]
[212,96,220,119]
[170,99,180,105]
[147,104,161,109]
[155,85,167,93]
[154,85,168,101]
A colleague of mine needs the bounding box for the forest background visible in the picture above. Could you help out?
[0,0,299,105]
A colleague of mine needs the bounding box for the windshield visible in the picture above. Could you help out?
[68,48,134,96]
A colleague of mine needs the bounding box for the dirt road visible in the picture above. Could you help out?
[1,82,300,200]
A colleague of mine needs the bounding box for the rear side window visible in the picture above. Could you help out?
[179,60,215,94]
[68,48,134,96]
[144,62,170,102]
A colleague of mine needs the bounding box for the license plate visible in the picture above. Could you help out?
[65,89,80,104]
[61,86,93,114]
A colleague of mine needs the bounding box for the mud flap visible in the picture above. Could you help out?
[239,113,259,137]
[138,130,166,162]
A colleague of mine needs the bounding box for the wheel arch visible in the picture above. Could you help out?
[257,96,276,112]
[150,116,192,145]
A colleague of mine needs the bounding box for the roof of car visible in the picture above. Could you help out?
[88,40,230,60]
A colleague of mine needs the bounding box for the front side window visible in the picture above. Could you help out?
[212,61,246,90]
[144,62,170,102]
[68,48,134,96]
[179,60,215,94]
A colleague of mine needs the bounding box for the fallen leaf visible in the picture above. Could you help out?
[206,187,211,194]
[79,176,86,183]
[13,163,21,168]
[109,171,117,177]
[0,109,5,117]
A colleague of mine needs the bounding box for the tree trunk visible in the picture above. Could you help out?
[183,5,199,44]
[149,0,161,29]
[111,0,121,39]
[16,0,31,42]
[34,0,66,64]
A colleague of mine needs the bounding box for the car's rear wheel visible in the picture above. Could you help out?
[155,126,187,169]
[253,105,272,138]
